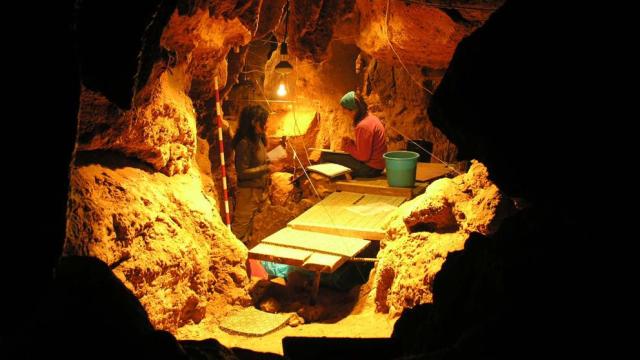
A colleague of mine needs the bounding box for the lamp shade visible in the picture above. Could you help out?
[275,42,293,74]
[275,60,293,74]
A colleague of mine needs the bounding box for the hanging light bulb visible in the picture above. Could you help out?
[277,76,287,97]
[275,42,292,98]
[275,3,292,98]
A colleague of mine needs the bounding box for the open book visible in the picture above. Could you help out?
[306,162,352,178]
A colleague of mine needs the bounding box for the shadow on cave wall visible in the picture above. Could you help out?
[391,0,593,358]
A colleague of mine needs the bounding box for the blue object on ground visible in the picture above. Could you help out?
[261,261,373,291]
[261,261,296,279]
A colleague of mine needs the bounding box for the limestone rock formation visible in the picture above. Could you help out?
[357,55,458,161]
[161,7,252,100]
[65,158,250,332]
[374,161,510,315]
[68,2,261,333]
[269,171,297,206]
[77,71,196,176]
[289,0,357,63]
[356,0,491,68]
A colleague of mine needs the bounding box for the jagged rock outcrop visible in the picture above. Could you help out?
[65,156,250,332]
[69,1,262,333]
[161,7,252,100]
[356,0,494,68]
[358,55,458,161]
[288,0,357,63]
[77,70,196,176]
[374,161,511,315]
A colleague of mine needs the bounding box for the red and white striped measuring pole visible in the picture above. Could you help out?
[214,76,231,229]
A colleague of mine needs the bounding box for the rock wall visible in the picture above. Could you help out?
[67,2,258,332]
[356,0,490,68]
[374,161,512,316]
[77,67,196,176]
[65,152,250,332]
[358,55,458,161]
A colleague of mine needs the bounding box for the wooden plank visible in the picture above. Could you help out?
[416,162,454,182]
[363,193,406,207]
[249,242,346,274]
[302,253,346,273]
[308,148,348,154]
[288,223,385,240]
[347,194,404,230]
[288,191,405,240]
[288,192,362,226]
[336,181,413,198]
[336,178,428,199]
[248,243,311,266]
[261,227,370,258]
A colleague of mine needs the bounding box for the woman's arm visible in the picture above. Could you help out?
[343,126,373,162]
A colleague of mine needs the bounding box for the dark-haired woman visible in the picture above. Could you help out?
[231,105,270,246]
[321,91,387,178]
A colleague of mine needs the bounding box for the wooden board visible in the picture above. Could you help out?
[301,253,346,273]
[248,243,311,266]
[288,192,405,240]
[416,162,454,182]
[248,243,346,274]
[308,148,348,154]
[335,177,427,199]
[261,227,370,257]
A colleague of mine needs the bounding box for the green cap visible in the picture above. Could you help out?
[340,91,357,110]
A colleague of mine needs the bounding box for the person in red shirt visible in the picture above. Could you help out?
[321,91,387,177]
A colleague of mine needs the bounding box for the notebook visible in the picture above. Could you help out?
[306,162,352,178]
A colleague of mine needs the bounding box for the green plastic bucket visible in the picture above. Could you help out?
[383,151,420,187]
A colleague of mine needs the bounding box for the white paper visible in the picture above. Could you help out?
[267,144,287,161]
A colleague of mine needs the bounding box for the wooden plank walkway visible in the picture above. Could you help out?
[335,177,427,199]
[302,253,347,273]
[248,227,371,274]
[287,192,405,240]
[249,243,312,267]
[261,227,369,257]
[248,192,406,303]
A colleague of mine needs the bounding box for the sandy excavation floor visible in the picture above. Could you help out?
[176,277,397,355]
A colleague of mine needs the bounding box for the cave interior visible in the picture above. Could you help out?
[5,0,599,358]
